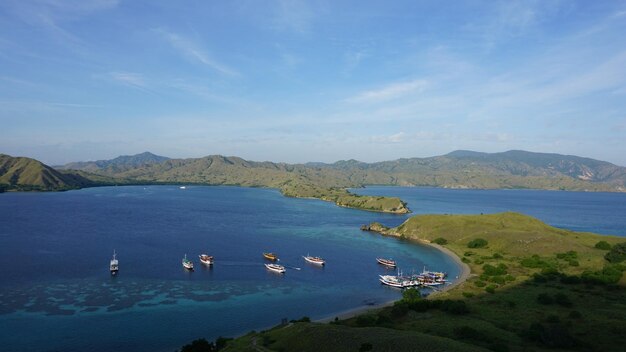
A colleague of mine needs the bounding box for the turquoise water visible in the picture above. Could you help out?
[0,186,459,352]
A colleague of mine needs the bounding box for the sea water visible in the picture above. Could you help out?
[0,186,457,352]
[1,186,624,351]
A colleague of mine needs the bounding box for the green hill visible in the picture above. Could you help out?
[0,154,92,191]
[218,213,626,352]
[56,151,169,173]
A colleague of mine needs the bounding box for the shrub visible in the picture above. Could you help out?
[483,263,508,276]
[441,300,469,315]
[568,310,582,319]
[359,343,373,352]
[485,284,497,294]
[605,242,626,263]
[474,280,486,287]
[492,253,503,259]
[490,276,506,285]
[556,251,578,261]
[355,314,378,327]
[504,274,516,282]
[554,293,573,307]
[181,338,216,352]
[521,255,555,269]
[537,293,554,305]
[462,257,471,263]
[468,238,488,248]
[462,292,475,298]
[568,260,579,267]
[594,241,612,250]
[432,237,448,245]
[401,288,421,304]
[453,326,488,341]
[581,265,624,285]
[464,251,475,256]
[390,301,409,318]
[474,258,485,265]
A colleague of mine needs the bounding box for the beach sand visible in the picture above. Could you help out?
[315,240,471,323]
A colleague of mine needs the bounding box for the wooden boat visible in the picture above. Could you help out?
[303,255,325,265]
[110,250,119,275]
[263,252,278,261]
[182,254,194,270]
[265,263,286,273]
[199,254,214,265]
[376,257,397,267]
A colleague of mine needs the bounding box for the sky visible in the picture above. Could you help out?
[1,0,626,166]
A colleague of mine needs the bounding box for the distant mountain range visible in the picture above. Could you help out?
[2,150,625,193]
[55,152,170,173]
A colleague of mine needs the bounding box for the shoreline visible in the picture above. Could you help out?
[314,238,471,323]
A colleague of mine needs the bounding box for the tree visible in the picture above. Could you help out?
[604,242,626,263]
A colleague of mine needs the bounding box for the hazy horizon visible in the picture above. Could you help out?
[1,1,625,166]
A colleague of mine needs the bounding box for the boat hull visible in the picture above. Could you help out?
[303,256,325,265]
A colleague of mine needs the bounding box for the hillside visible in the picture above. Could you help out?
[320,150,626,191]
[0,154,97,191]
[57,151,169,173]
[219,213,626,352]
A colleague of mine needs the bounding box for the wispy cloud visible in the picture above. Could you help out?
[346,79,428,103]
[155,29,239,77]
[370,132,407,144]
[271,0,315,33]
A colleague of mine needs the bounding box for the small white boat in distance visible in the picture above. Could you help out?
[179,186,186,189]
[182,254,194,270]
[376,258,397,267]
[265,263,286,273]
[110,250,119,275]
[303,255,325,265]
[199,254,214,265]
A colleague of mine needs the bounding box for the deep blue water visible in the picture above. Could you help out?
[354,187,626,237]
[0,186,460,352]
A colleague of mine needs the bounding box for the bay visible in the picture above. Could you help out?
[354,186,626,237]
[0,186,458,352]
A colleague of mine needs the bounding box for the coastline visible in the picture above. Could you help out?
[314,237,471,323]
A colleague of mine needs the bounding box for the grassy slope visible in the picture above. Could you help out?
[222,213,625,352]
[0,154,88,191]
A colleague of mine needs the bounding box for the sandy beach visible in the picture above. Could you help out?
[315,239,471,323]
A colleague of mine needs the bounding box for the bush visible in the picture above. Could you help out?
[180,338,216,352]
[432,237,448,245]
[453,326,488,341]
[462,257,471,263]
[355,314,378,327]
[556,251,578,261]
[521,255,555,269]
[504,274,516,282]
[485,284,497,294]
[595,241,612,250]
[468,238,488,248]
[474,258,484,265]
[462,292,475,298]
[568,259,579,267]
[490,276,506,285]
[537,293,554,305]
[483,263,508,276]
[605,242,626,263]
[581,265,624,285]
[554,293,573,307]
[475,280,487,287]
[401,288,421,304]
[390,301,409,318]
[492,253,503,259]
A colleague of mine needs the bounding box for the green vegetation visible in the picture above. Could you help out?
[604,242,626,263]
[432,237,448,245]
[594,240,612,250]
[467,238,488,248]
[214,212,626,351]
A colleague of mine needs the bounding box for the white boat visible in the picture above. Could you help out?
[379,274,409,288]
[303,255,325,265]
[376,258,397,267]
[199,254,214,265]
[265,263,286,273]
[110,250,119,275]
[179,186,186,189]
[182,254,194,270]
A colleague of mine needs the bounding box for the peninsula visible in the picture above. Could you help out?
[221,212,626,351]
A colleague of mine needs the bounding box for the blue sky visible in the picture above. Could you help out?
[1,0,625,166]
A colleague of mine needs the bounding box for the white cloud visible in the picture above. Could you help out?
[346,79,428,104]
[155,29,239,77]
